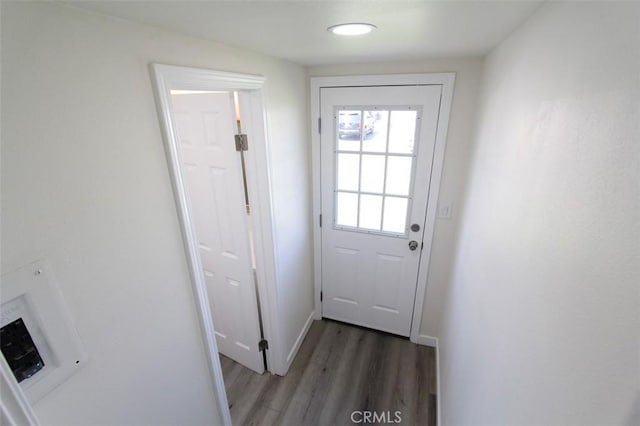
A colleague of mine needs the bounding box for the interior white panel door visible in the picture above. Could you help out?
[171,92,264,373]
[320,85,442,336]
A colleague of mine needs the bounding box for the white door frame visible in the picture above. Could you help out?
[150,64,284,425]
[310,73,456,343]
[1,356,40,426]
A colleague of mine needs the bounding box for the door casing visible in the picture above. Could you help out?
[310,73,456,343]
[150,64,284,426]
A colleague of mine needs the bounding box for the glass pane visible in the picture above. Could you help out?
[337,110,362,151]
[337,153,360,191]
[362,110,388,153]
[388,110,417,154]
[360,155,385,194]
[359,194,383,231]
[336,192,358,227]
[383,197,409,233]
[385,156,413,196]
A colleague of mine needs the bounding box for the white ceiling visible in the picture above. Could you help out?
[68,1,542,66]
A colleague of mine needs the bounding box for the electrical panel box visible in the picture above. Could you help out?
[1,260,87,402]
[1,318,46,382]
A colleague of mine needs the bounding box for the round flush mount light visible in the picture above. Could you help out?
[327,23,377,36]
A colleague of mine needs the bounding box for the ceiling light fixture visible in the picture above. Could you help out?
[327,23,377,36]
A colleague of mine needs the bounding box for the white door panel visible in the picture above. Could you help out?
[172,92,264,373]
[320,85,442,336]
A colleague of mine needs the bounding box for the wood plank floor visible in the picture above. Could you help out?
[220,319,437,426]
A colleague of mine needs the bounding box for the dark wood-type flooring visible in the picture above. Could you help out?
[220,319,437,425]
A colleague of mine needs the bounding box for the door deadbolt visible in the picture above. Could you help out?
[410,223,420,232]
[408,241,419,251]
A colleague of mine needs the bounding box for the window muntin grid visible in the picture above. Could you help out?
[333,106,421,237]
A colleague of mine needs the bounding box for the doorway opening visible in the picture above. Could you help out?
[310,74,456,343]
[151,64,284,425]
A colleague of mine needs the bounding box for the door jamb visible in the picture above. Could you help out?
[309,73,456,343]
[150,64,284,425]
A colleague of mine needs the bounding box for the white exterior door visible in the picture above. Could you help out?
[171,92,264,373]
[320,85,442,336]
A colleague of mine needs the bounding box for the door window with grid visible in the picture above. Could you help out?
[334,106,421,236]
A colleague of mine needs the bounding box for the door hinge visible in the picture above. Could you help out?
[320,291,323,302]
[318,117,321,134]
[319,214,323,227]
[259,339,269,352]
[235,134,248,151]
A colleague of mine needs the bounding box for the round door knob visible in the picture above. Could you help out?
[408,240,419,251]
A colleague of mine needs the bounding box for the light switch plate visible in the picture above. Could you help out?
[438,202,453,219]
[1,259,87,403]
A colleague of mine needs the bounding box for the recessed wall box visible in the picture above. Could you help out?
[1,318,46,382]
[1,260,87,402]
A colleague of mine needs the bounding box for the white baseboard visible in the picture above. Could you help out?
[284,311,315,372]
[417,334,438,348]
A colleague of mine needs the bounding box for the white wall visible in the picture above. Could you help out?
[308,58,483,339]
[1,2,312,424]
[440,2,640,425]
